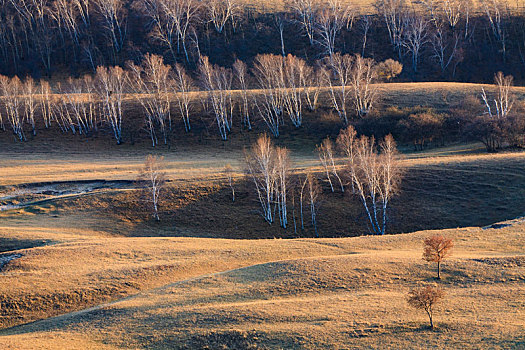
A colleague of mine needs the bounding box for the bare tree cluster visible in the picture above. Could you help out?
[323,54,392,124]
[337,126,403,235]
[198,56,234,140]
[244,134,322,236]
[244,134,291,228]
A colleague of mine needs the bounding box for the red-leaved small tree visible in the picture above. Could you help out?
[407,285,445,329]
[423,235,454,279]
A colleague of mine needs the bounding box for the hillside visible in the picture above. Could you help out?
[0,218,523,349]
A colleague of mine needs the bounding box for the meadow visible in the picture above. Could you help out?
[0,82,524,349]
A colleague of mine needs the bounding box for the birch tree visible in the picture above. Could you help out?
[283,54,306,128]
[233,59,251,130]
[317,137,344,193]
[336,125,357,193]
[22,76,37,136]
[402,14,430,73]
[140,154,166,221]
[430,25,463,76]
[314,0,354,58]
[341,132,402,235]
[173,62,193,132]
[127,54,172,146]
[198,56,234,140]
[481,0,508,61]
[93,0,127,59]
[324,53,379,123]
[244,134,276,224]
[95,65,127,144]
[252,54,285,137]
[306,172,321,237]
[39,80,54,129]
[205,0,240,34]
[303,64,322,111]
[275,146,291,228]
[0,75,25,141]
[351,55,378,117]
[322,53,353,124]
[374,0,407,58]
[289,0,319,45]
[136,0,200,62]
[481,72,514,119]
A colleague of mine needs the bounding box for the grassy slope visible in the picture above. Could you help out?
[0,82,524,348]
[238,0,525,12]
[0,219,523,349]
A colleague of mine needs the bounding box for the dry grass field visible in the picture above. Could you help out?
[0,82,524,349]
[0,219,523,349]
[238,0,525,13]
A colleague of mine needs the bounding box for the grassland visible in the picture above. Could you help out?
[0,82,524,348]
[0,219,523,349]
[238,0,525,13]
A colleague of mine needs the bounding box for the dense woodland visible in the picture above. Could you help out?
[0,0,524,152]
[1,0,525,82]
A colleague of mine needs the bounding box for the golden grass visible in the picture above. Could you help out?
[237,0,525,13]
[0,82,524,348]
[0,220,523,348]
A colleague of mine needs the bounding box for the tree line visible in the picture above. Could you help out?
[2,0,525,83]
[0,53,403,144]
[1,53,523,152]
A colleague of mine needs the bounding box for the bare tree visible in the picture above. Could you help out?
[139,0,200,62]
[314,0,354,58]
[0,75,25,141]
[198,56,234,140]
[423,235,454,279]
[173,62,194,132]
[324,53,379,123]
[440,0,469,30]
[223,163,235,202]
[351,55,378,117]
[95,65,127,144]
[93,0,127,60]
[283,54,306,128]
[306,172,321,237]
[53,82,77,134]
[244,134,276,224]
[275,146,291,228]
[252,54,285,137]
[205,0,239,34]
[407,286,445,329]
[303,64,322,111]
[402,14,430,73]
[342,132,402,235]
[22,76,37,136]
[359,14,371,56]
[127,54,172,146]
[431,25,463,76]
[481,0,508,61]
[82,74,97,131]
[374,0,407,58]
[63,77,93,136]
[336,125,357,193]
[39,80,54,129]
[322,53,352,124]
[289,0,319,45]
[481,72,514,119]
[317,138,344,193]
[140,155,166,221]
[233,59,251,130]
